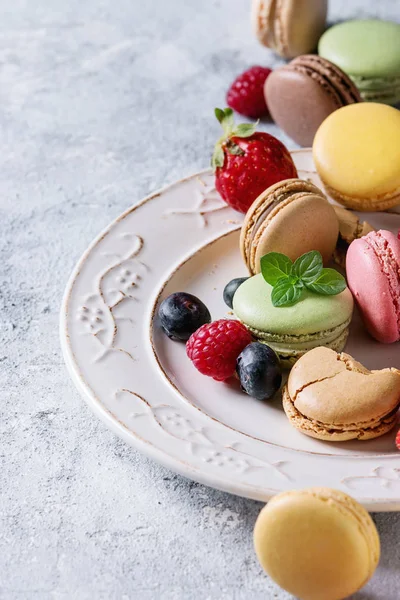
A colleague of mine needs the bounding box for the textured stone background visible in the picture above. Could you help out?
[1,0,400,598]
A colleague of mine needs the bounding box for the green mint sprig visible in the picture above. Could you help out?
[211,107,258,170]
[260,251,347,307]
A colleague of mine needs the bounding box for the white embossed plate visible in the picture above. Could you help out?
[61,149,400,511]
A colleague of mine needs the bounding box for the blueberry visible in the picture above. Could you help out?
[158,292,211,341]
[236,342,282,401]
[223,277,249,309]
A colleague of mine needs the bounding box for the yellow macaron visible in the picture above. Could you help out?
[313,103,400,211]
[254,487,380,600]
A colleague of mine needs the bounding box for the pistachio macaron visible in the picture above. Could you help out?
[240,179,339,275]
[254,487,380,600]
[318,19,400,105]
[233,273,353,367]
[283,347,400,441]
[313,103,400,211]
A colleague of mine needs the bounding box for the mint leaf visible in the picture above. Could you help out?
[260,252,293,286]
[292,251,323,283]
[234,122,258,138]
[271,279,302,307]
[305,269,346,295]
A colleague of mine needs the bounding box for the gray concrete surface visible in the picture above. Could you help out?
[1,0,399,598]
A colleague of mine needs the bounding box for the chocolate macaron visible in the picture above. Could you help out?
[240,178,339,274]
[265,55,362,146]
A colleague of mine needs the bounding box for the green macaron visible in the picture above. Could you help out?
[318,19,400,105]
[233,274,354,367]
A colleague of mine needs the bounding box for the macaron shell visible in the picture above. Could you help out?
[252,0,327,58]
[254,488,379,600]
[283,386,398,442]
[266,55,361,146]
[287,347,400,426]
[313,103,400,210]
[346,231,400,343]
[275,0,328,58]
[233,273,353,336]
[251,193,339,272]
[318,19,400,78]
[266,66,341,147]
[240,178,324,269]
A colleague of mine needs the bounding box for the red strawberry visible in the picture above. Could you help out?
[227,66,272,118]
[212,108,298,213]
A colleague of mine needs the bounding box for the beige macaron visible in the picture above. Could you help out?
[254,487,380,600]
[333,205,375,267]
[283,346,400,441]
[251,0,328,59]
[240,179,339,275]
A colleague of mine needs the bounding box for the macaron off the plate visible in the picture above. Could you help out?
[254,487,380,600]
[252,0,328,59]
[313,103,400,211]
[319,19,400,105]
[265,54,361,146]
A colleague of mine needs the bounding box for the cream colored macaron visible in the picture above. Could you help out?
[240,178,339,275]
[254,487,380,600]
[252,0,328,59]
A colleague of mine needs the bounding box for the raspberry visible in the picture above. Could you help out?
[396,429,400,450]
[186,319,252,381]
[398,229,400,240]
[227,66,271,118]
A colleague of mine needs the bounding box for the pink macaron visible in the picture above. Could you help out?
[346,230,400,343]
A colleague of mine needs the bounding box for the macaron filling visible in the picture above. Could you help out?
[364,232,400,334]
[291,58,361,106]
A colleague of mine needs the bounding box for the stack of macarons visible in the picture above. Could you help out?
[243,2,400,147]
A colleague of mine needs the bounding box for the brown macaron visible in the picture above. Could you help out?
[333,205,375,268]
[240,178,339,275]
[265,55,362,146]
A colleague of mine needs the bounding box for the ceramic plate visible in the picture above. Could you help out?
[61,149,400,511]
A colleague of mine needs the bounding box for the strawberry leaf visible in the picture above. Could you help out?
[233,122,258,138]
[211,144,225,170]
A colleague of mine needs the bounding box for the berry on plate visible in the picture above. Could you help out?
[159,292,211,341]
[226,66,272,118]
[212,108,298,213]
[223,277,248,309]
[396,429,400,450]
[186,319,252,381]
[236,342,282,401]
